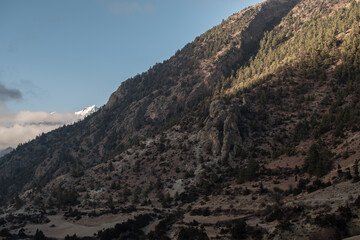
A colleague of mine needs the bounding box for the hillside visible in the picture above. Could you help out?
[0,0,299,201]
[1,0,360,239]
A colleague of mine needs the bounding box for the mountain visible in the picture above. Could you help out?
[1,0,360,239]
[0,147,14,158]
[74,105,99,119]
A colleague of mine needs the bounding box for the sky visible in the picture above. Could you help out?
[0,0,263,149]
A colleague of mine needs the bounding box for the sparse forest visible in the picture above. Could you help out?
[1,0,360,239]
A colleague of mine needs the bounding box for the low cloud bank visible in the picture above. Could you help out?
[0,111,79,150]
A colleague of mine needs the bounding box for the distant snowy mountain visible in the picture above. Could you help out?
[75,105,99,118]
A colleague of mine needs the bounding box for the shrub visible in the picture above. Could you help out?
[237,158,259,183]
[294,120,310,142]
[33,229,46,240]
[178,227,209,240]
[231,219,247,239]
[309,228,337,240]
[52,185,79,208]
[0,229,12,238]
[303,142,332,177]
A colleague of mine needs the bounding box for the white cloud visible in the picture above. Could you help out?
[0,123,63,150]
[0,111,77,125]
[0,110,79,150]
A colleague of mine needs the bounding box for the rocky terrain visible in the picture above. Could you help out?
[1,0,360,239]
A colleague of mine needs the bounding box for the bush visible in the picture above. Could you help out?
[237,158,259,183]
[294,120,310,142]
[303,142,332,177]
[231,219,247,239]
[306,179,331,193]
[52,185,79,208]
[178,227,209,240]
[315,213,349,237]
[65,234,80,240]
[309,228,337,240]
[33,229,46,240]
[0,229,12,238]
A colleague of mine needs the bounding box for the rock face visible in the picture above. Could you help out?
[198,99,251,161]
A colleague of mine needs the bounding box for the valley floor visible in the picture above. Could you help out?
[2,177,360,239]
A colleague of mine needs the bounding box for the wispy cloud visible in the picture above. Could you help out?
[107,1,155,16]
[0,82,22,102]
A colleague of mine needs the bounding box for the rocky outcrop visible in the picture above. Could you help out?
[198,99,251,161]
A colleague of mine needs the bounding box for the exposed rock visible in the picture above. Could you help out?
[198,99,250,161]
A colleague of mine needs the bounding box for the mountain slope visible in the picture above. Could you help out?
[0,0,299,200]
[1,0,360,239]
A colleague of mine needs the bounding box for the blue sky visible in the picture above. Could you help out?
[0,0,263,113]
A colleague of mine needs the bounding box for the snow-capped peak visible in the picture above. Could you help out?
[75,105,98,118]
